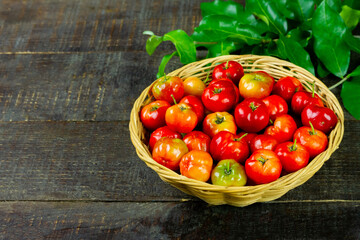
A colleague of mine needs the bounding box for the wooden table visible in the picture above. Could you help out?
[0,0,359,239]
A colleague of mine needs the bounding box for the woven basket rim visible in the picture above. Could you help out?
[129,54,344,206]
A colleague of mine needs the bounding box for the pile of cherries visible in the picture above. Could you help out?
[140,61,338,186]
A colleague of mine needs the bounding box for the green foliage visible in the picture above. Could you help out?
[144,0,360,118]
[312,1,350,78]
[341,76,360,120]
[277,35,315,74]
[340,5,360,29]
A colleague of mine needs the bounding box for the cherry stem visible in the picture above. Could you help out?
[203,71,212,85]
[289,139,297,152]
[309,121,316,135]
[171,94,177,105]
[235,133,248,141]
[249,102,258,112]
[226,161,231,174]
[225,61,229,69]
[150,106,159,112]
[257,156,267,165]
[213,88,222,94]
[328,74,350,90]
[215,114,225,124]
[311,81,315,98]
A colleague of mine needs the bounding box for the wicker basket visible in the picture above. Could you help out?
[129,55,344,207]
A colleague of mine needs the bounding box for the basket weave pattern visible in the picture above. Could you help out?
[129,55,344,207]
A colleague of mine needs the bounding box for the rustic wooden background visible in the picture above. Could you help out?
[0,0,359,239]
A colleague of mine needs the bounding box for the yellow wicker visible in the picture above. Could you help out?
[129,55,344,207]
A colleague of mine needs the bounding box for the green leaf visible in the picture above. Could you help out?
[163,30,196,64]
[312,1,350,78]
[144,33,163,56]
[241,10,270,34]
[349,65,360,77]
[265,40,287,59]
[275,0,295,20]
[251,44,266,55]
[206,40,243,58]
[277,35,315,74]
[341,76,360,119]
[343,0,360,10]
[156,51,178,79]
[287,27,312,47]
[301,18,313,30]
[288,0,316,21]
[143,30,196,65]
[246,0,288,34]
[201,0,244,18]
[344,31,360,54]
[325,0,341,12]
[239,44,256,55]
[277,0,316,21]
[192,15,264,45]
[340,5,360,29]
[313,42,350,79]
[317,62,330,78]
[201,0,269,34]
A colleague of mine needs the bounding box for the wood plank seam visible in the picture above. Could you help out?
[0,199,358,203]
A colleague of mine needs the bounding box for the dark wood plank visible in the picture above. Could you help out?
[0,52,183,122]
[0,201,359,239]
[0,120,359,202]
[0,0,205,53]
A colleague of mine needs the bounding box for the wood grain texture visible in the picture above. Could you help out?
[0,201,359,239]
[0,0,205,53]
[0,120,359,202]
[0,52,183,122]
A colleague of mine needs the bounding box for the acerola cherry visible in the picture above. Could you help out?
[212,61,244,85]
[293,122,328,158]
[272,76,303,102]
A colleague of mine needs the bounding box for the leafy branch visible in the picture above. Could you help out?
[144,0,360,119]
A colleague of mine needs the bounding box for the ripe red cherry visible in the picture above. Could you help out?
[212,61,244,85]
[291,91,324,115]
[264,114,297,143]
[262,95,288,121]
[275,140,310,173]
[152,137,189,171]
[140,100,171,131]
[152,75,184,104]
[149,126,182,152]
[245,149,282,185]
[202,112,237,138]
[201,80,238,112]
[210,131,250,164]
[293,122,328,158]
[301,105,338,134]
[165,102,198,133]
[234,98,270,133]
[183,131,211,152]
[238,132,258,146]
[250,134,278,153]
[180,150,213,182]
[179,95,205,122]
[272,76,303,102]
[238,71,275,99]
[209,78,241,104]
